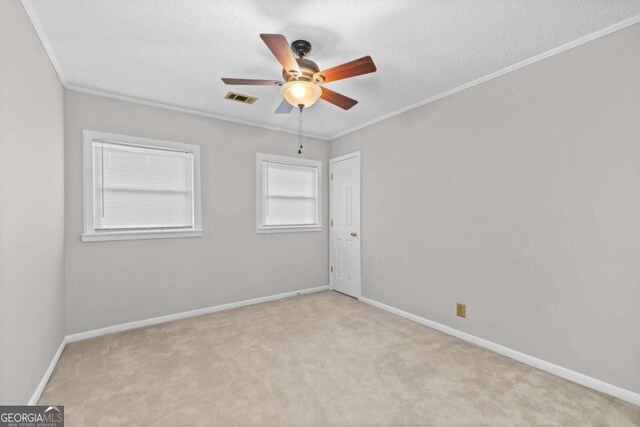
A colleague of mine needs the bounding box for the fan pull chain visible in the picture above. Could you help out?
[298,104,304,154]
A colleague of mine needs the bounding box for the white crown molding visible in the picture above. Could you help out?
[65,85,331,141]
[20,0,68,86]
[328,14,640,140]
[21,0,640,142]
[21,0,330,141]
[360,296,640,407]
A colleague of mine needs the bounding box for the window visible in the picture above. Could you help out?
[82,130,202,242]
[256,153,322,233]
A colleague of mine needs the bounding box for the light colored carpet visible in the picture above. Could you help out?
[40,291,639,426]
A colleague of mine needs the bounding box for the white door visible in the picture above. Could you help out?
[330,152,361,298]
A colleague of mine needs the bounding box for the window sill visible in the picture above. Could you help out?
[81,230,203,242]
[256,225,324,234]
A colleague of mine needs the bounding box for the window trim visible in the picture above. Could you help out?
[256,153,323,234]
[82,130,203,242]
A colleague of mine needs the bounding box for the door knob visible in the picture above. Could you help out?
[350,232,358,237]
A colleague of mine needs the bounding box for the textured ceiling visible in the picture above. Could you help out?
[23,0,640,139]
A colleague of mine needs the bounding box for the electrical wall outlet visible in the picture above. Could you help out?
[456,303,466,318]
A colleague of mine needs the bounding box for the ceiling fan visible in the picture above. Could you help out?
[222,34,377,113]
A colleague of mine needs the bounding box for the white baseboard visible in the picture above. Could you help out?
[66,285,329,343]
[360,296,640,407]
[38,287,637,408]
[32,285,328,404]
[29,338,66,405]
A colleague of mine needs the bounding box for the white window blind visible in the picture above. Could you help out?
[256,153,322,233]
[93,141,194,231]
[263,162,318,226]
[82,130,202,242]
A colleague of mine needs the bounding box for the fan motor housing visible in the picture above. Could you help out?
[282,40,318,82]
[283,58,319,82]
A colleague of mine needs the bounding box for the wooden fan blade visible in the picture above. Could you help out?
[275,99,294,114]
[320,87,358,110]
[259,34,301,76]
[315,56,377,83]
[221,78,282,85]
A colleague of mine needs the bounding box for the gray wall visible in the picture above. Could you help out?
[330,23,640,393]
[0,1,66,404]
[4,0,637,402]
[64,91,330,334]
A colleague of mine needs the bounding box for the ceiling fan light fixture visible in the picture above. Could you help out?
[222,34,377,112]
[280,80,322,108]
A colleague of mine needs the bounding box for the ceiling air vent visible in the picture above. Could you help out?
[225,92,257,104]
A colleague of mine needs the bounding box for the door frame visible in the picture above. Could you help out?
[329,151,362,299]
